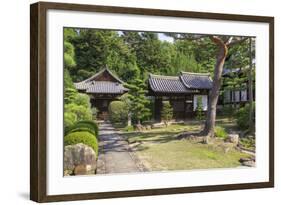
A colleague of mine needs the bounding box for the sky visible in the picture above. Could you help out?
[117,31,174,43]
[158,33,174,43]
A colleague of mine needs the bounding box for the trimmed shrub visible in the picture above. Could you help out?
[65,120,99,137]
[64,131,98,155]
[76,120,99,136]
[236,103,255,130]
[108,101,128,123]
[215,126,227,139]
[65,127,96,138]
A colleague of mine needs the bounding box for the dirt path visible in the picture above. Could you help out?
[96,122,144,174]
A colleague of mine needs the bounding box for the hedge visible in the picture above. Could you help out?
[65,120,99,137]
[76,120,99,136]
[64,131,98,155]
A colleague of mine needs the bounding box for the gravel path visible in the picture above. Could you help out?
[96,122,143,174]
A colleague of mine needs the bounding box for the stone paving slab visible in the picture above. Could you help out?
[96,122,143,174]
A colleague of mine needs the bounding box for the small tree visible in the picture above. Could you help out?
[125,79,151,125]
[108,101,128,124]
[120,93,132,126]
[196,96,205,121]
[161,101,173,126]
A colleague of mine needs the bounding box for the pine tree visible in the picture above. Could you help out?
[161,101,173,126]
[125,79,151,125]
[196,96,204,121]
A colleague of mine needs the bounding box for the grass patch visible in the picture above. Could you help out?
[239,137,255,151]
[121,118,252,171]
[134,140,250,171]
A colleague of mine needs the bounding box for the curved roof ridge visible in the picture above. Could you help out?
[149,73,179,79]
[78,66,124,84]
[180,71,210,76]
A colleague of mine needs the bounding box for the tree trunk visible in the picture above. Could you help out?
[127,112,132,126]
[248,38,254,133]
[203,37,228,142]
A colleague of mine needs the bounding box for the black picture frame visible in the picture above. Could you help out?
[30,1,274,202]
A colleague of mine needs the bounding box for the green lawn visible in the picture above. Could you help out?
[119,119,252,171]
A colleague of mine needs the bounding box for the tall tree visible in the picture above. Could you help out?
[71,29,138,82]
[248,38,255,133]
[168,34,248,142]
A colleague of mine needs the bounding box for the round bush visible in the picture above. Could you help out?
[64,131,98,155]
[108,101,128,123]
[66,127,97,137]
[65,120,99,137]
[76,120,99,136]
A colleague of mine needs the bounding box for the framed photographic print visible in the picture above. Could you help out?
[30,1,274,202]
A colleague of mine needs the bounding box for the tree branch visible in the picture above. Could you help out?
[226,37,249,47]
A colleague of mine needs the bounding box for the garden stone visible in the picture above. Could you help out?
[145,125,152,130]
[64,143,97,175]
[239,157,255,167]
[152,122,165,129]
[135,124,145,131]
[226,134,239,145]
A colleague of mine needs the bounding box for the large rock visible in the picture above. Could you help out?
[225,134,239,146]
[64,143,97,176]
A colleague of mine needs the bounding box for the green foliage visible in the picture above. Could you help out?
[64,131,98,154]
[65,120,99,136]
[64,41,76,70]
[65,127,97,138]
[64,28,78,42]
[65,103,92,122]
[221,104,236,116]
[74,93,91,108]
[124,125,134,132]
[64,112,77,128]
[64,69,75,89]
[215,126,227,139]
[196,96,205,120]
[161,101,173,125]
[91,107,98,120]
[64,73,93,128]
[239,137,255,150]
[236,103,255,130]
[108,101,128,123]
[70,29,138,82]
[125,79,151,124]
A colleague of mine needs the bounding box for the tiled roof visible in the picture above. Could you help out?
[84,67,125,84]
[149,74,191,93]
[180,72,213,89]
[148,72,213,93]
[86,81,128,94]
[74,67,128,94]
